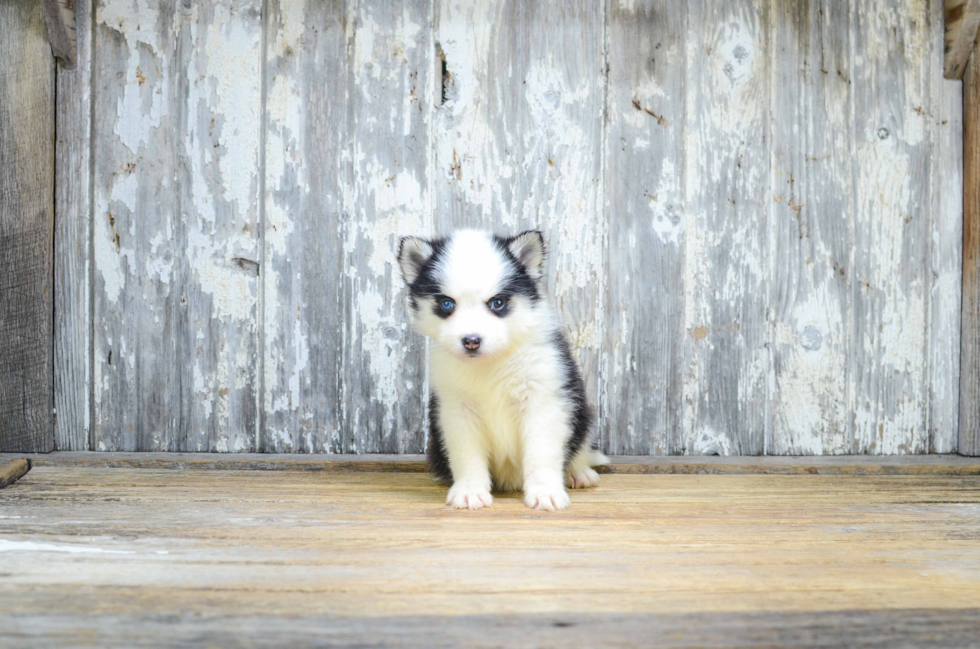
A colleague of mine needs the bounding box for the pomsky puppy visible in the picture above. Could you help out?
[397,229,607,511]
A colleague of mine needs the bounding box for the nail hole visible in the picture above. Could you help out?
[436,42,449,106]
[232,258,260,276]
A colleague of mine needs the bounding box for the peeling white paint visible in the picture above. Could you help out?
[434,0,500,220]
[204,6,261,217]
[83,0,960,457]
[262,0,309,444]
[691,427,733,456]
[648,158,683,246]
[98,0,169,156]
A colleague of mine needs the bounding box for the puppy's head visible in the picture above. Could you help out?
[397,229,546,360]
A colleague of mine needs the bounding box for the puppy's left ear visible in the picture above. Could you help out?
[507,230,546,280]
[398,236,434,285]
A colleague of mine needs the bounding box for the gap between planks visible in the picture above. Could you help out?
[1,452,979,476]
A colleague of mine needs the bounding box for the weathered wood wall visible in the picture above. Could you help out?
[54,0,964,455]
[0,0,55,453]
[961,39,980,456]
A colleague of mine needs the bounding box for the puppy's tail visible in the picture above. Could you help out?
[588,448,610,467]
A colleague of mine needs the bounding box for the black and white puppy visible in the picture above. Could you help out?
[397,230,607,511]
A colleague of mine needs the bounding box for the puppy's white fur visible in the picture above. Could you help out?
[398,230,607,511]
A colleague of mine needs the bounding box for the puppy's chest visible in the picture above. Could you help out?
[463,372,528,435]
[463,381,527,490]
[444,360,537,444]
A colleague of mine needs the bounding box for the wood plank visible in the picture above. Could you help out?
[4,608,980,648]
[5,451,979,475]
[433,0,605,449]
[768,0,853,454]
[603,1,686,454]
[91,1,180,451]
[0,0,55,453]
[174,0,262,452]
[261,0,347,452]
[0,459,30,488]
[341,0,434,453]
[2,467,980,645]
[929,0,965,453]
[962,45,980,456]
[849,0,933,454]
[681,0,770,455]
[944,0,980,79]
[54,0,92,451]
[431,0,508,232]
[42,0,77,69]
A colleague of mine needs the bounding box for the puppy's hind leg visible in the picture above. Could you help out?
[565,447,607,489]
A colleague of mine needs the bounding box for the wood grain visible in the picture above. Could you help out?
[944,0,980,79]
[850,0,934,454]
[91,0,180,451]
[54,0,92,451]
[5,608,980,648]
[42,0,77,69]
[961,44,980,456]
[341,0,433,453]
[174,0,262,452]
[603,0,685,454]
[683,0,770,455]
[261,0,347,452]
[2,467,980,645]
[0,0,55,453]
[768,0,853,454]
[930,0,965,453]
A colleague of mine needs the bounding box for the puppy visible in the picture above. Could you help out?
[397,229,607,511]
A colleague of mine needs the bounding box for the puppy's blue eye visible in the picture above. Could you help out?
[488,297,506,312]
[440,299,455,313]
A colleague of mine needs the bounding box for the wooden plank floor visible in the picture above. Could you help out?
[2,465,980,646]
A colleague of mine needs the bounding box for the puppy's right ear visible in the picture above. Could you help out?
[398,236,434,285]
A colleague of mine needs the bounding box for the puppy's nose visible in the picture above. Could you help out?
[462,335,481,351]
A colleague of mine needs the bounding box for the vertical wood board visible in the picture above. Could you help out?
[929,0,964,454]
[261,0,347,452]
[341,0,434,453]
[54,0,93,451]
[174,0,262,452]
[0,0,56,453]
[767,0,855,454]
[849,0,933,454]
[961,46,980,456]
[603,0,688,454]
[91,0,179,451]
[680,0,770,455]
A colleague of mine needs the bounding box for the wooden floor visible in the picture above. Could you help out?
[2,461,980,646]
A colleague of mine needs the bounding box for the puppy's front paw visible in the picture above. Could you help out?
[524,482,570,511]
[566,467,600,489]
[446,483,493,510]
